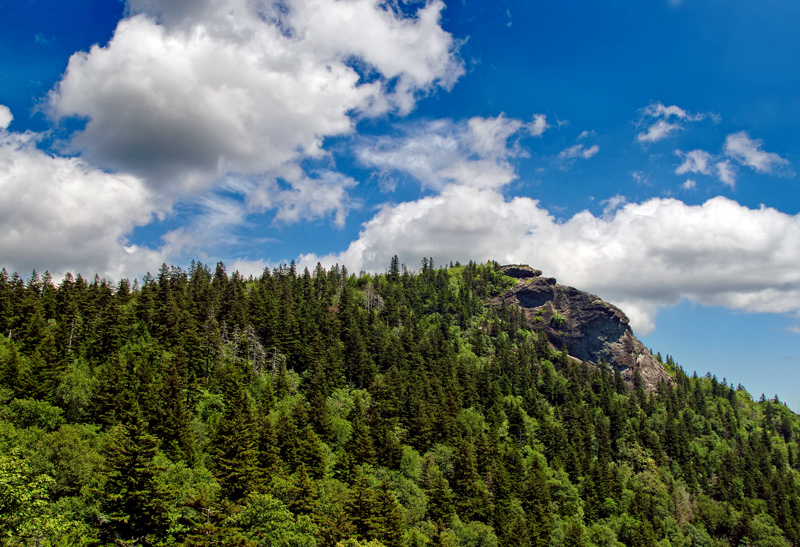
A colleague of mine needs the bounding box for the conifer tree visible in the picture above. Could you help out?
[213,364,263,501]
[341,394,376,478]
[288,463,321,517]
[521,460,553,547]
[421,455,454,523]
[98,409,171,545]
[451,436,492,521]
[345,467,378,541]
[155,352,195,464]
[257,414,282,474]
[370,481,404,547]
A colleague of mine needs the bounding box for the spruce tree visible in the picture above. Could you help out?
[98,410,171,545]
[213,364,263,501]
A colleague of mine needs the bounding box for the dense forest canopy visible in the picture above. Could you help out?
[0,259,798,547]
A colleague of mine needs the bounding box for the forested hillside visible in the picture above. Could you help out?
[0,260,798,547]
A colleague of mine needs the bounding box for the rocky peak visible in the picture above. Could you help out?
[491,266,670,393]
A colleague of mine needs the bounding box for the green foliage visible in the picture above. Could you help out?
[1,398,65,431]
[0,259,798,546]
[0,447,55,536]
[228,492,318,546]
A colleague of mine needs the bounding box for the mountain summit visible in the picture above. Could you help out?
[492,264,670,392]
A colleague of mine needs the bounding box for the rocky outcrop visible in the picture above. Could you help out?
[500,264,542,279]
[490,267,670,393]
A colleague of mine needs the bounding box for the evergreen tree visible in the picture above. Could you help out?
[213,364,263,501]
[98,411,171,545]
[370,481,404,547]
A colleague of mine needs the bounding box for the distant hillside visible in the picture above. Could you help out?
[0,260,798,546]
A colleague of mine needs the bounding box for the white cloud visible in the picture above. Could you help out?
[436,159,517,189]
[601,194,627,217]
[529,114,549,137]
[637,120,682,143]
[638,102,704,145]
[0,117,165,280]
[301,188,800,336]
[559,143,599,160]
[675,135,788,188]
[643,102,694,120]
[715,160,736,187]
[269,170,359,228]
[48,0,462,216]
[0,105,12,130]
[724,131,790,174]
[631,171,650,185]
[466,114,527,158]
[358,116,529,190]
[675,149,713,176]
[682,179,696,190]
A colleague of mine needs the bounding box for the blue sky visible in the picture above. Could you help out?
[1,0,799,409]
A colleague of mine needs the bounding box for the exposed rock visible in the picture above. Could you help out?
[489,268,670,393]
[500,264,542,279]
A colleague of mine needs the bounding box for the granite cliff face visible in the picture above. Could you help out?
[490,265,670,393]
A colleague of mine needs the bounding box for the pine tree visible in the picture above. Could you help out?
[345,467,378,541]
[521,460,552,547]
[420,453,455,523]
[371,481,404,547]
[155,353,195,464]
[213,364,263,501]
[341,394,376,479]
[288,464,321,517]
[98,410,171,545]
[451,436,492,521]
[257,414,282,474]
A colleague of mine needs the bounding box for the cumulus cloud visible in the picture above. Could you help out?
[642,102,699,120]
[0,112,165,280]
[301,187,800,336]
[529,114,549,137]
[357,115,534,190]
[675,149,738,187]
[674,131,789,187]
[637,120,681,143]
[638,102,703,144]
[559,143,599,160]
[682,179,697,190]
[715,160,736,187]
[0,105,12,130]
[601,194,627,217]
[675,149,713,176]
[48,0,462,218]
[267,170,359,228]
[466,115,528,158]
[724,131,790,174]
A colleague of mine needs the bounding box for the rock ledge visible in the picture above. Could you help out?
[500,264,542,279]
[492,265,670,393]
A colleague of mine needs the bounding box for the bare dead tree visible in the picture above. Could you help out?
[244,324,267,375]
[265,348,286,377]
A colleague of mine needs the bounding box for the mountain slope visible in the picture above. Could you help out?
[0,260,798,546]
